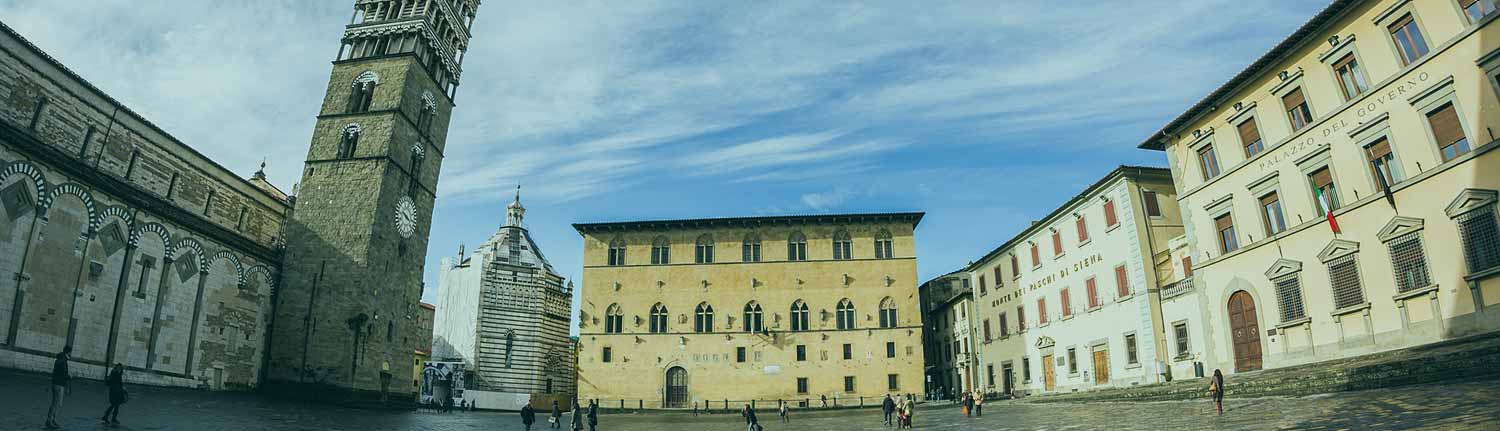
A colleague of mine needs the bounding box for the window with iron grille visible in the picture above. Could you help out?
[1173,322,1190,358]
[1327,254,1365,310]
[1386,231,1431,293]
[1125,334,1139,365]
[1274,275,1307,321]
[1457,205,1500,274]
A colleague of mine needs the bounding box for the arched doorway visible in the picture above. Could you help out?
[1227,291,1263,372]
[665,367,688,408]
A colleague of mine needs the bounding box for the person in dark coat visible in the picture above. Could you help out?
[586,400,598,431]
[521,402,536,431]
[45,346,71,429]
[741,404,759,431]
[550,400,562,429]
[882,394,895,426]
[570,403,584,431]
[1209,369,1225,414]
[101,363,126,425]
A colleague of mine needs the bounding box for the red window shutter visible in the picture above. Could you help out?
[1011,255,1019,277]
[994,266,1003,287]
[1104,200,1118,226]
[1182,257,1194,277]
[1061,289,1072,316]
[1086,278,1098,308]
[1115,265,1130,297]
[1031,245,1039,267]
[1076,216,1089,243]
[1038,298,1048,324]
[1052,231,1062,256]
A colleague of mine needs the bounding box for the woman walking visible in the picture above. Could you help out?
[1208,369,1225,414]
[101,363,126,425]
[570,403,584,431]
[550,400,562,429]
[778,400,789,423]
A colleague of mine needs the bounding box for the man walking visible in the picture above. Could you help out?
[741,404,759,431]
[550,400,562,429]
[881,394,895,426]
[973,391,983,417]
[101,363,127,425]
[45,346,72,429]
[587,399,598,431]
[521,402,536,431]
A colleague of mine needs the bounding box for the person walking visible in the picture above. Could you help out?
[521,402,536,431]
[45,346,71,429]
[820,394,827,408]
[973,391,983,417]
[881,394,895,426]
[1209,369,1225,414]
[550,400,562,429]
[778,400,789,423]
[901,395,916,429]
[587,399,598,431]
[741,404,759,431]
[570,403,584,431]
[101,363,127,425]
[962,391,972,417]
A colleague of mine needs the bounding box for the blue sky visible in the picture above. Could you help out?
[1,0,1327,323]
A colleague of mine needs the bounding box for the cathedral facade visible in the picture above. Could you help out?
[434,190,576,410]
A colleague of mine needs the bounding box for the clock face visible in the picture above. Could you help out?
[395,196,418,238]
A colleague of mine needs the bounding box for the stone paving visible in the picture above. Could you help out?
[1,368,1496,430]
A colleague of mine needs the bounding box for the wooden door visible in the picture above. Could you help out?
[1092,349,1109,384]
[1041,355,1056,391]
[1227,291,1263,372]
[665,367,689,408]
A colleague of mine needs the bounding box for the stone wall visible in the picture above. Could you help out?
[0,22,284,390]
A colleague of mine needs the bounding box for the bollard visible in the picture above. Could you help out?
[751,399,756,410]
[638,399,643,410]
[859,396,864,407]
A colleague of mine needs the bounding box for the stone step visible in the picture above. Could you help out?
[1026,330,1500,403]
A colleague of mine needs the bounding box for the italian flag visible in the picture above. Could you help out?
[1316,186,1341,234]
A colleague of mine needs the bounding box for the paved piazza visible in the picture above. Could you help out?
[1,370,1495,430]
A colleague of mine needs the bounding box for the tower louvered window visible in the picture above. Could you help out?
[1327,254,1365,310]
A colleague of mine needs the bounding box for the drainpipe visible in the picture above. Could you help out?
[1137,181,1170,385]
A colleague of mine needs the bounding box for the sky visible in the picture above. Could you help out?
[0,0,1328,328]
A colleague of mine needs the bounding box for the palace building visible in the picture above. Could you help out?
[918,270,979,399]
[1140,0,1500,375]
[573,213,926,408]
[961,166,1185,396]
[433,190,576,410]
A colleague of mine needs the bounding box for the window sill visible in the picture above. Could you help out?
[1038,322,1050,328]
[1105,223,1120,233]
[1061,314,1075,321]
[1331,302,1371,318]
[1054,252,1066,260]
[1172,354,1194,363]
[1124,362,1141,370]
[1078,239,1092,247]
[1465,266,1500,282]
[1086,304,1103,313]
[1115,294,1133,304]
[1275,316,1311,330]
[1392,284,1439,301]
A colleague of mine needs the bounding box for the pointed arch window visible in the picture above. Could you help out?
[694,302,715,333]
[836,298,856,330]
[878,297,897,328]
[874,229,894,259]
[833,229,852,260]
[418,92,438,134]
[787,231,807,261]
[742,301,764,332]
[695,234,715,263]
[607,237,626,266]
[742,233,762,262]
[790,300,810,332]
[649,303,668,333]
[604,304,624,334]
[407,144,425,196]
[337,124,361,159]
[651,236,671,265]
[347,72,377,113]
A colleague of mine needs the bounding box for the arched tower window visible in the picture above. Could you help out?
[742,301,764,332]
[607,237,626,266]
[649,303,668,333]
[836,298,856,330]
[605,304,623,334]
[833,229,852,260]
[651,236,671,265]
[337,124,362,159]
[787,231,807,261]
[694,302,715,333]
[407,143,425,196]
[742,233,762,262]
[695,234,715,264]
[879,297,898,328]
[874,229,894,259]
[347,72,378,113]
[790,300,810,332]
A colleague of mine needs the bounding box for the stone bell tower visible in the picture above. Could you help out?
[267,0,480,403]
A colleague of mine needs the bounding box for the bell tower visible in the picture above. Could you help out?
[268,0,480,402]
